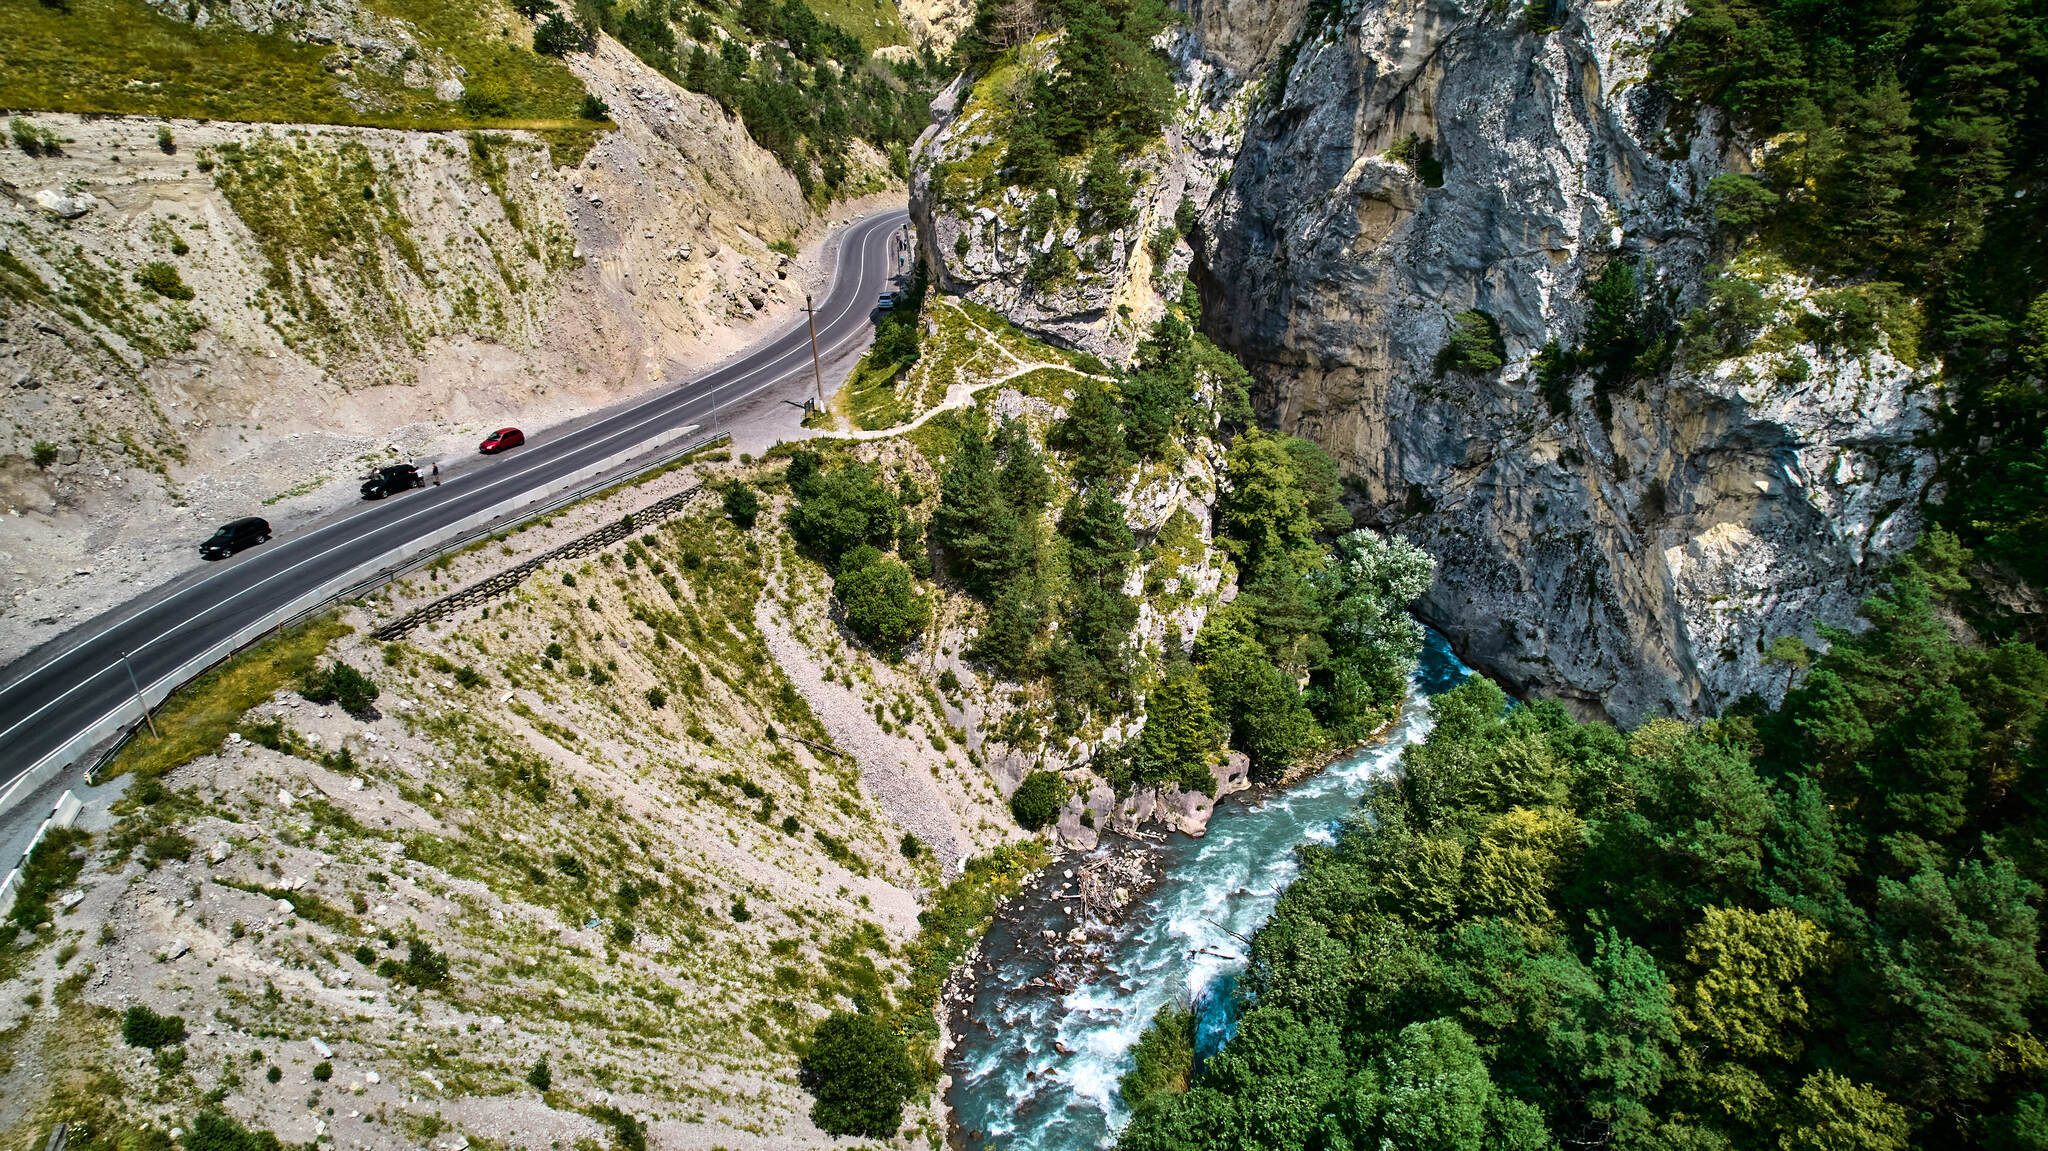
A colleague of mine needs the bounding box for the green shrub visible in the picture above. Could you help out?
[586,1105,644,1151]
[1010,770,1067,830]
[900,833,922,859]
[136,261,194,301]
[452,665,485,689]
[390,939,450,987]
[123,1004,187,1048]
[10,118,61,157]
[157,125,175,154]
[265,1065,282,1084]
[1436,309,1504,374]
[312,1061,332,1081]
[32,440,58,468]
[800,1011,917,1137]
[1120,1003,1195,1110]
[301,662,379,716]
[578,94,609,120]
[786,461,904,567]
[835,551,926,656]
[527,1056,552,1091]
[185,1110,282,1151]
[723,484,761,528]
[644,686,667,709]
[143,832,194,867]
[353,944,374,965]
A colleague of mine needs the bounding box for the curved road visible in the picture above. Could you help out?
[0,207,911,805]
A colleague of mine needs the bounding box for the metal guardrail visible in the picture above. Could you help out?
[76,431,732,785]
[374,481,711,641]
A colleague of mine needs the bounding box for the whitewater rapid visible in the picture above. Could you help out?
[946,632,1470,1151]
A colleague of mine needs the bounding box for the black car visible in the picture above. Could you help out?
[201,517,270,560]
[361,464,425,500]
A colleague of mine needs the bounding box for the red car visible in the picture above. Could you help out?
[479,427,525,454]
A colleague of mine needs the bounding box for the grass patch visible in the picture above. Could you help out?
[803,0,909,51]
[0,0,595,144]
[102,613,349,782]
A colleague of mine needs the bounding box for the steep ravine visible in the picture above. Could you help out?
[911,0,1936,724]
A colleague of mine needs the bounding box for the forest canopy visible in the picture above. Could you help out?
[1117,531,2048,1150]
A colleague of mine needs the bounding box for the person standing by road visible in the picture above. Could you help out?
[431,463,440,486]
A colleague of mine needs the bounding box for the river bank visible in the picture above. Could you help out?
[941,632,1471,1151]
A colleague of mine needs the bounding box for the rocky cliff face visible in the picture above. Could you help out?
[912,0,1935,724]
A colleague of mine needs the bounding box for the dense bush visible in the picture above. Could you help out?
[723,483,760,528]
[387,939,450,987]
[532,13,586,55]
[135,261,194,301]
[9,117,61,157]
[800,1011,917,1136]
[1010,770,1068,830]
[1120,1004,1196,1115]
[1121,531,2048,1150]
[1435,309,1504,374]
[835,547,926,656]
[184,1111,282,1151]
[300,661,379,716]
[122,1004,187,1048]
[786,460,904,569]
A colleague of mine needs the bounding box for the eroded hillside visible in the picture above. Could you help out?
[0,0,954,664]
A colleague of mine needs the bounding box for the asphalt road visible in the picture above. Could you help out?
[0,207,911,809]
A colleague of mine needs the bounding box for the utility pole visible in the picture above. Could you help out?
[803,292,825,412]
[119,650,158,739]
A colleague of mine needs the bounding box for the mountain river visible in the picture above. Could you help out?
[946,632,1472,1151]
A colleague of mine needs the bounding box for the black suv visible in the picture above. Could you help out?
[361,464,425,500]
[201,517,270,560]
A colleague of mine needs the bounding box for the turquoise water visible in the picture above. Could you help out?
[946,632,1470,1151]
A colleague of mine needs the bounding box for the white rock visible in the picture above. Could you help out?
[434,78,464,102]
[311,1037,334,1058]
[275,899,296,915]
[365,1071,381,1084]
[277,789,296,807]
[348,778,365,791]
[35,189,96,219]
[167,940,190,959]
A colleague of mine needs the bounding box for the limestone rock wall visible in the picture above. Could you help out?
[912,0,1936,724]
